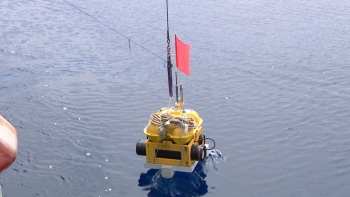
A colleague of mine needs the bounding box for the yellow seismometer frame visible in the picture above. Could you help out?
[136,107,207,167]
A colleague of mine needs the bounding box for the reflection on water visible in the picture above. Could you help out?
[138,150,227,197]
[138,162,208,197]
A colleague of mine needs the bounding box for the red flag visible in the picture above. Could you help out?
[175,35,191,76]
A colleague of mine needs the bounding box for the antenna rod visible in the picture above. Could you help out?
[175,72,179,102]
[166,0,173,98]
[180,83,183,104]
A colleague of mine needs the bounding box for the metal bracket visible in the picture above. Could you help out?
[143,144,208,178]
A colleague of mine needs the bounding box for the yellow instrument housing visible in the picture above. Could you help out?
[140,106,205,167]
[144,108,202,145]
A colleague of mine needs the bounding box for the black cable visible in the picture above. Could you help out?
[205,138,216,150]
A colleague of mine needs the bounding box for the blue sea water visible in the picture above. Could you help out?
[1,0,350,196]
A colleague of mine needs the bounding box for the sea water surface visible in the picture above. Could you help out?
[1,0,350,196]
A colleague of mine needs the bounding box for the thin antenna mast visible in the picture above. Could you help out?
[166,0,173,98]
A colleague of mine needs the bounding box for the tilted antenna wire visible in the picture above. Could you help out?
[62,0,166,62]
